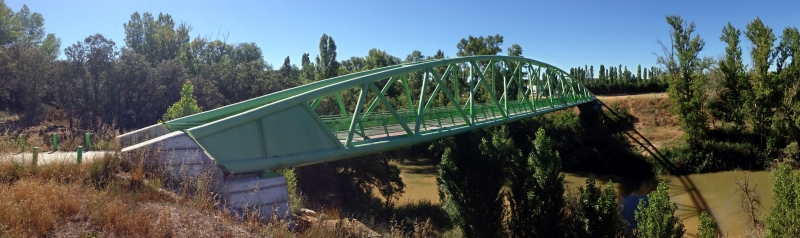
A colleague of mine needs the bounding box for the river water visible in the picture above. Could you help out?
[393,158,777,237]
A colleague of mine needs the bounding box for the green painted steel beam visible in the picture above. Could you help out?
[177,55,594,174]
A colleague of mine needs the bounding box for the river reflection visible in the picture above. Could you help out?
[393,158,777,237]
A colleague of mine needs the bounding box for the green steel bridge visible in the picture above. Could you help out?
[162,55,596,174]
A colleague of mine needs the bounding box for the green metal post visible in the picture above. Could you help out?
[401,74,414,111]
[469,64,475,124]
[491,60,495,97]
[77,146,83,164]
[503,61,508,112]
[84,133,90,151]
[345,84,368,146]
[19,134,24,152]
[32,147,38,166]
[414,70,429,134]
[52,133,58,152]
[454,66,460,105]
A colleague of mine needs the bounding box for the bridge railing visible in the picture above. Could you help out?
[165,56,595,174]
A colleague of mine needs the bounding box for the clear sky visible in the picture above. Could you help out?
[5,0,799,74]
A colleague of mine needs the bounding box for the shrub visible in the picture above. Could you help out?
[697,211,717,238]
[579,176,624,237]
[763,164,800,237]
[634,180,685,238]
[161,79,202,122]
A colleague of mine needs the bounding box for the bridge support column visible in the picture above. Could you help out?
[119,130,292,223]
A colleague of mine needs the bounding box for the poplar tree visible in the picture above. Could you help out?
[657,15,707,148]
[637,64,642,80]
[315,33,339,81]
[718,22,746,127]
[744,17,777,148]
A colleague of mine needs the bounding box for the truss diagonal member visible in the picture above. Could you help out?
[462,62,492,110]
[310,98,322,109]
[345,83,369,146]
[470,61,508,119]
[423,65,452,110]
[362,76,395,119]
[368,82,414,136]
[414,70,429,134]
[401,74,414,113]
[429,66,471,126]
[335,92,348,118]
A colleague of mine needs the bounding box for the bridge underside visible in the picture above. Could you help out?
[122,56,595,175]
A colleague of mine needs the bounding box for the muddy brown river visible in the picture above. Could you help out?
[392,158,778,236]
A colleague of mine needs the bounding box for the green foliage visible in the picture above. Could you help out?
[276,168,302,213]
[456,34,504,56]
[578,176,623,238]
[697,211,717,238]
[657,15,708,149]
[744,17,779,150]
[507,127,566,237]
[0,0,19,46]
[507,44,522,56]
[763,164,800,237]
[437,129,507,238]
[123,12,190,64]
[634,181,685,238]
[715,22,746,127]
[315,33,339,81]
[162,80,202,122]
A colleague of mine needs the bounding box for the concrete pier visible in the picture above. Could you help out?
[118,126,291,222]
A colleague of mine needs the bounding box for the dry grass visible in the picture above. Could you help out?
[0,130,414,237]
[598,93,683,150]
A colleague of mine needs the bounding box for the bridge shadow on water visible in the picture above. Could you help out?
[599,101,713,236]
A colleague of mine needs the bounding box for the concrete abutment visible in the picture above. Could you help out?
[118,126,292,223]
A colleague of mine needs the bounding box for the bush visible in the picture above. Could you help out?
[161,79,202,122]
[763,164,800,237]
[634,181,685,238]
[697,211,717,238]
[579,176,625,237]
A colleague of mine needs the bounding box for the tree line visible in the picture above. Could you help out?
[569,64,668,95]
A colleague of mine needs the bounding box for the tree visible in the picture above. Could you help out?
[590,65,594,79]
[657,15,708,148]
[123,12,190,64]
[405,50,424,63]
[0,0,20,46]
[300,52,315,82]
[508,43,522,56]
[456,34,503,56]
[162,80,202,122]
[637,64,642,80]
[697,211,717,238]
[315,33,338,81]
[717,22,747,127]
[14,5,44,46]
[744,17,778,149]
[508,128,565,237]
[437,129,507,237]
[634,181,685,238]
[279,56,291,78]
[763,164,800,237]
[579,176,623,237]
[599,64,606,81]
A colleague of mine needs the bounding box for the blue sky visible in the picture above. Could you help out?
[5,0,799,74]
